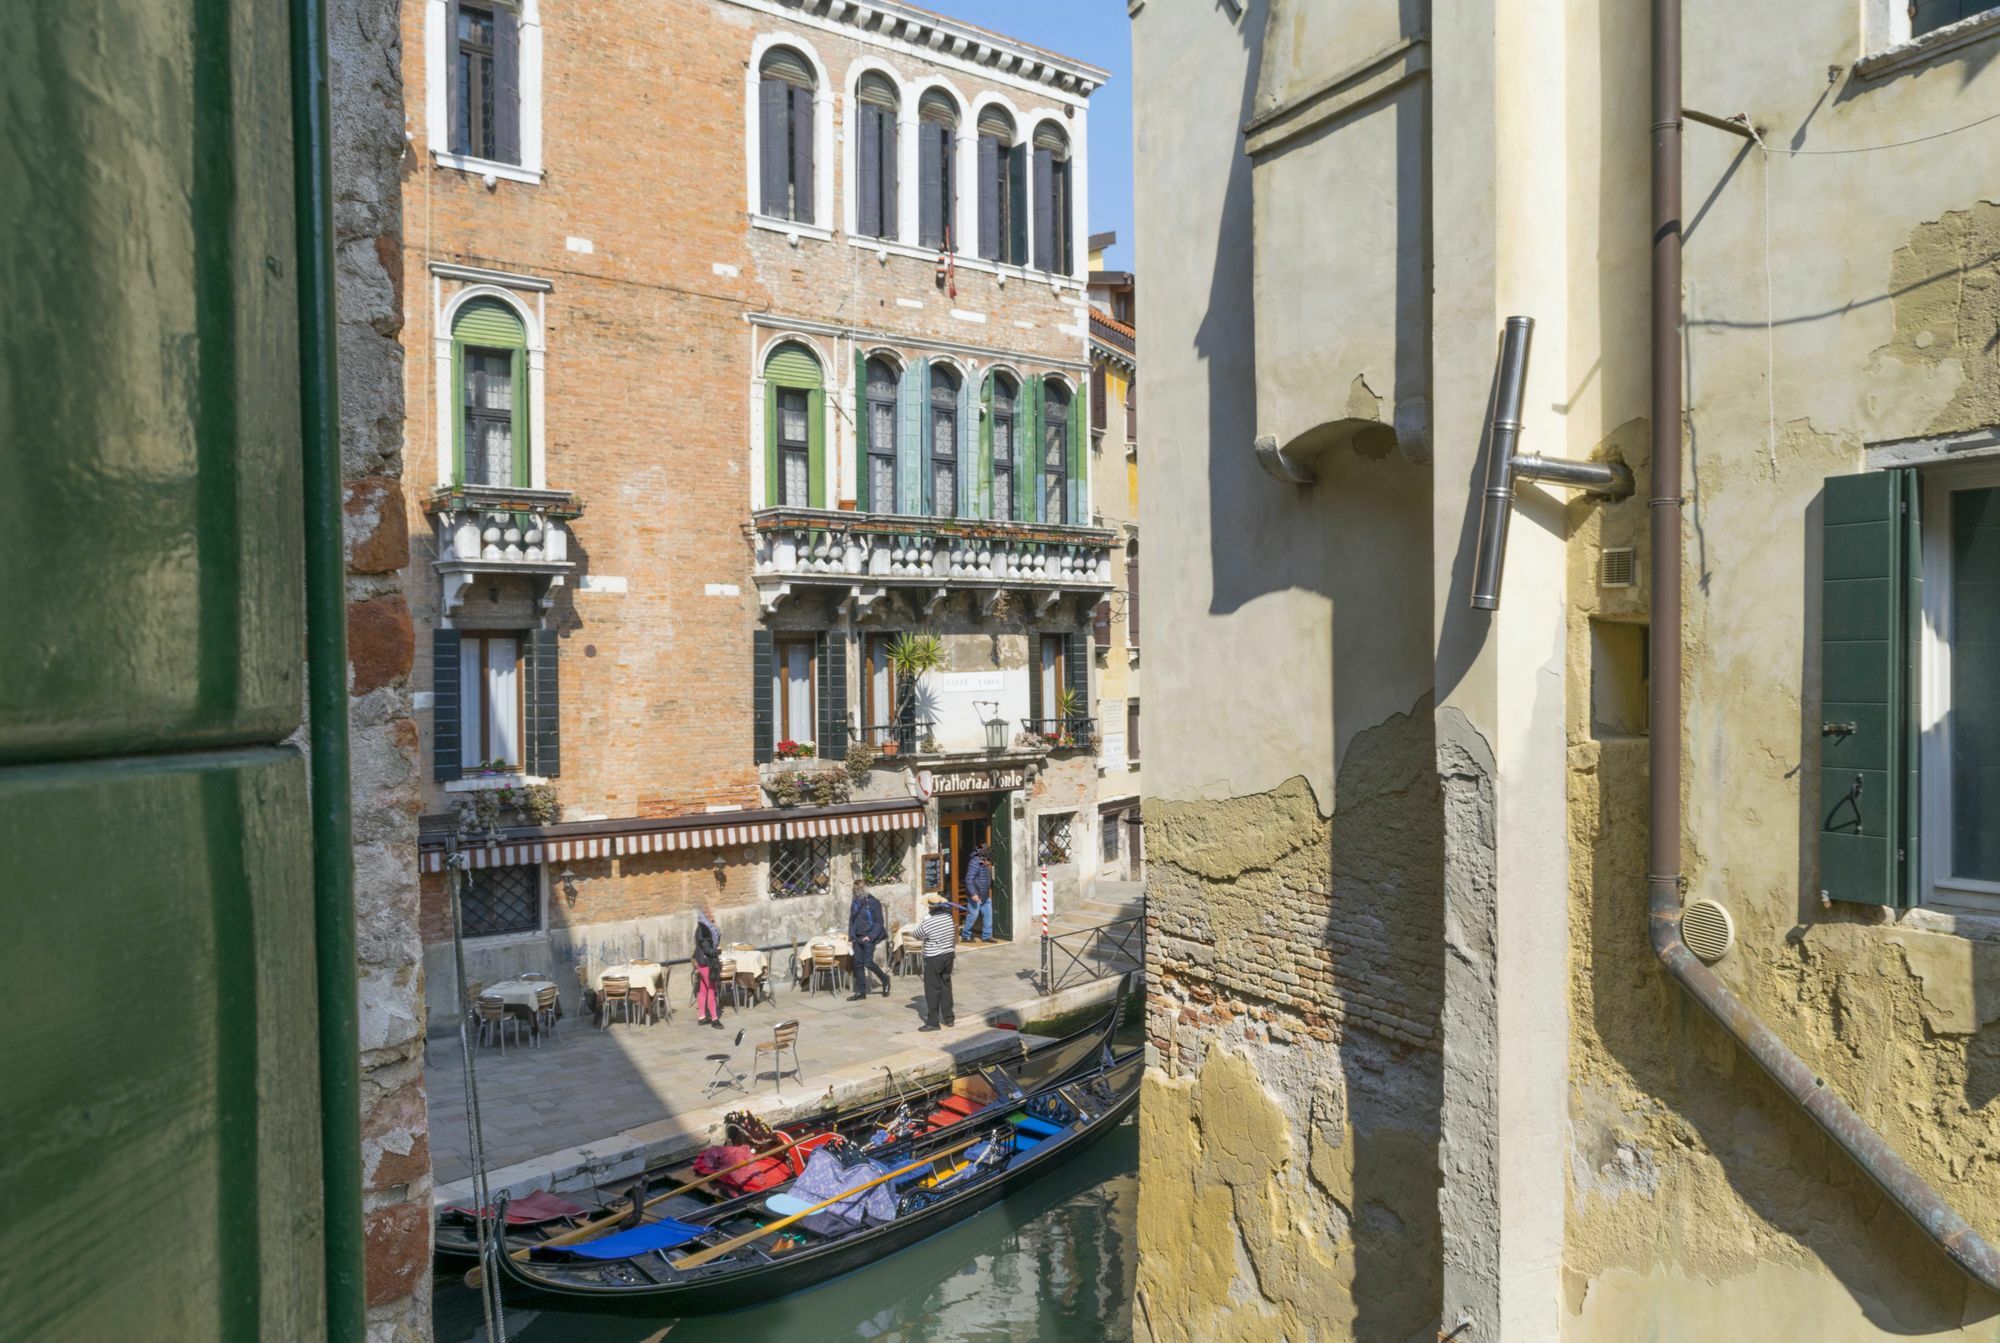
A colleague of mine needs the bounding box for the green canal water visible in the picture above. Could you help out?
[434,1116,1138,1343]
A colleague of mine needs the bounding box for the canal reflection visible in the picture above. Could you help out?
[436,1117,1137,1343]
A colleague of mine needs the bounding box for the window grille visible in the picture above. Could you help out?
[771,837,833,898]
[1037,813,1074,866]
[861,832,906,885]
[461,863,540,937]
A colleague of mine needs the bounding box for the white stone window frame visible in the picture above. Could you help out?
[749,328,836,512]
[1858,0,2000,76]
[434,278,549,490]
[746,33,837,242]
[1919,456,2000,912]
[425,0,545,185]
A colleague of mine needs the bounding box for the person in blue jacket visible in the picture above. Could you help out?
[960,844,995,943]
[846,882,892,1000]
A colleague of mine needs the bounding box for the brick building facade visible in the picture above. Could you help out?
[398,0,1110,1022]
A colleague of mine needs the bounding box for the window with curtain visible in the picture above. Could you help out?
[918,90,959,249]
[776,388,810,507]
[1039,633,1063,729]
[1042,380,1071,523]
[452,298,528,487]
[855,71,898,240]
[759,47,816,223]
[459,632,522,770]
[1032,122,1073,275]
[864,633,900,744]
[774,636,816,748]
[455,5,498,159]
[992,373,1017,520]
[931,364,960,518]
[976,107,1025,265]
[866,357,899,512]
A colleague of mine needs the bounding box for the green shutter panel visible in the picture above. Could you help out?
[764,344,824,387]
[989,799,1013,939]
[808,387,827,509]
[1065,631,1088,721]
[1068,382,1087,524]
[979,374,995,519]
[1026,379,1044,522]
[958,369,976,519]
[433,630,462,782]
[1029,640,1044,727]
[1818,469,1918,907]
[526,628,560,778]
[763,383,779,508]
[897,360,926,515]
[753,628,775,764]
[451,340,465,484]
[819,631,848,755]
[512,347,530,487]
[854,349,870,512]
[920,368,935,516]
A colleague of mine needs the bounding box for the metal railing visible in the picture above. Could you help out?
[1021,716,1097,751]
[1041,900,1146,994]
[857,718,936,755]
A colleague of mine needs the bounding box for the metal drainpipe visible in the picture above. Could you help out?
[290,0,368,1331]
[1646,0,2000,1291]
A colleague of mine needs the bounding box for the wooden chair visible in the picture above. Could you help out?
[895,935,923,978]
[477,996,522,1053]
[753,1020,803,1096]
[808,945,840,997]
[718,959,739,1011]
[598,976,633,1029]
[534,983,560,1043]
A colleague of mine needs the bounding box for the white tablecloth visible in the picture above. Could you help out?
[484,979,555,1010]
[596,962,666,997]
[722,945,769,978]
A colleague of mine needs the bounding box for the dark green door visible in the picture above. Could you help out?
[2,1,356,1337]
[990,796,1015,940]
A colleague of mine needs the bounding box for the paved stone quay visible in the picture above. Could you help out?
[427,894,1141,1208]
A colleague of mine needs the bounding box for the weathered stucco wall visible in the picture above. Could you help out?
[1556,0,2000,1333]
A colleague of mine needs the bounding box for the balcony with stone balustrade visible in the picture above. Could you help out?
[426,483,585,615]
[749,508,1117,618]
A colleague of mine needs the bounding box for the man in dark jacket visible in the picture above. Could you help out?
[960,845,995,943]
[847,883,891,1000]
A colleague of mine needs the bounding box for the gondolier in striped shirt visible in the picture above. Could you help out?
[914,897,957,1032]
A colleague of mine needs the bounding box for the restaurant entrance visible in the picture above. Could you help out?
[938,792,1013,941]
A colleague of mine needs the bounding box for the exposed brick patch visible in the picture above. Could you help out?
[362,1077,432,1193]
[363,1202,430,1308]
[346,475,410,574]
[349,595,415,694]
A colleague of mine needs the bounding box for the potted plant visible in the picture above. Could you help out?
[774,738,816,760]
[768,771,804,808]
[887,631,945,758]
[1052,687,1082,748]
[844,739,876,785]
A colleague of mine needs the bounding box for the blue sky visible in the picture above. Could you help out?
[935,1,1133,271]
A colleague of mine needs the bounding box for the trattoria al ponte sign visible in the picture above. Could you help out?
[920,768,1028,796]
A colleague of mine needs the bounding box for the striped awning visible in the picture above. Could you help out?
[421,805,925,872]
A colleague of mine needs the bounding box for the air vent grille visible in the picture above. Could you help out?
[1681,898,1735,964]
[1601,547,1636,589]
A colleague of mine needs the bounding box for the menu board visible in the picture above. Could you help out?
[921,852,945,893]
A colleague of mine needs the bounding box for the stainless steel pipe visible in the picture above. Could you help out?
[1470,316,1535,610]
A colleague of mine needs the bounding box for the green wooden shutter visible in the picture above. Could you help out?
[854,349,870,512]
[1023,378,1043,522]
[763,383,779,508]
[897,360,926,515]
[1065,631,1088,718]
[433,630,462,781]
[958,369,976,518]
[1068,382,1087,524]
[920,366,935,516]
[808,387,827,509]
[765,342,823,388]
[525,627,560,778]
[753,628,775,764]
[1029,637,1044,727]
[979,374,995,519]
[990,799,1013,939]
[1818,469,1919,907]
[818,631,848,754]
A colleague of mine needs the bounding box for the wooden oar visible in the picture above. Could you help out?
[464,1131,810,1288]
[672,1135,984,1271]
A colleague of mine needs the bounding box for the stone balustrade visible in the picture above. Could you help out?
[750,508,1116,614]
[426,483,584,614]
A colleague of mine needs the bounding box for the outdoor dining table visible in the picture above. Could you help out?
[594,960,666,1023]
[483,978,561,1037]
[797,933,854,988]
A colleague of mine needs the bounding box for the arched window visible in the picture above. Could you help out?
[855,71,898,240]
[990,372,1018,521]
[1042,378,1071,523]
[764,341,824,508]
[918,90,959,250]
[1032,122,1073,275]
[864,355,899,512]
[758,47,816,223]
[930,364,961,518]
[976,107,1025,265]
[453,298,528,486]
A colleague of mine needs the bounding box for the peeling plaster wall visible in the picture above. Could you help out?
[1557,0,2000,1327]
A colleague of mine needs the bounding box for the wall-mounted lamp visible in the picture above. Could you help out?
[712,854,728,887]
[558,866,578,907]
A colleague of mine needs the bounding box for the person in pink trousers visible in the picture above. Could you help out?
[693,905,724,1028]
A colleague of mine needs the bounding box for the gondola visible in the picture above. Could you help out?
[488,1043,1143,1314]
[435,985,1127,1262]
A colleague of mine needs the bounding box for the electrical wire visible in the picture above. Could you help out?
[1782,106,2000,155]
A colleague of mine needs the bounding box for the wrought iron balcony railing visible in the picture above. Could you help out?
[857,719,937,756]
[1022,716,1097,751]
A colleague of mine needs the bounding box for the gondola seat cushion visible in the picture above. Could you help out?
[444,1189,590,1226]
[540,1217,709,1260]
[1011,1114,1063,1139]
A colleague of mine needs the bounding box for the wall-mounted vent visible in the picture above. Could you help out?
[1601,547,1637,589]
[1681,898,1736,964]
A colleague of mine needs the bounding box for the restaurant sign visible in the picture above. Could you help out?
[924,768,1027,796]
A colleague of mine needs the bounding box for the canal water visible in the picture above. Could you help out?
[434,1117,1138,1343]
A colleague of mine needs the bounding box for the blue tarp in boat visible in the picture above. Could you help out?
[554,1218,709,1260]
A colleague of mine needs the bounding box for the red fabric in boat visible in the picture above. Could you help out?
[925,1108,963,1129]
[785,1132,841,1174]
[693,1143,753,1176]
[937,1094,983,1116]
[721,1156,792,1195]
[443,1189,589,1226]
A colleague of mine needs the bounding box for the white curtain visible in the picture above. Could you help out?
[461,634,521,768]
